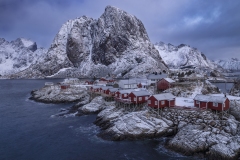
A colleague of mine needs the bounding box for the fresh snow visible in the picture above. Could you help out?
[20,38,35,48]
[155,42,218,70]
[175,97,194,107]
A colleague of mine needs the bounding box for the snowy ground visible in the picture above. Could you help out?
[175,97,194,107]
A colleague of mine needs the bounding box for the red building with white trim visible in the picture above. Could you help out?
[157,78,175,91]
[148,93,175,109]
[194,94,230,111]
[128,90,150,104]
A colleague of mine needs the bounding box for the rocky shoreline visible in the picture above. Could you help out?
[79,97,240,159]
[31,85,240,159]
[30,85,89,103]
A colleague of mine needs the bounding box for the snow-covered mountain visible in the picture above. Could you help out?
[0,38,47,76]
[11,6,167,79]
[214,58,240,71]
[155,42,218,70]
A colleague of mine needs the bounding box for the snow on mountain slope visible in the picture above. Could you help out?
[214,58,240,70]
[0,38,47,76]
[155,42,217,70]
[11,6,167,79]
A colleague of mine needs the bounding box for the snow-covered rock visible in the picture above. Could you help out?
[30,84,88,103]
[79,96,106,113]
[11,6,167,79]
[0,38,46,77]
[155,42,218,70]
[164,108,240,159]
[95,109,174,140]
[215,58,240,71]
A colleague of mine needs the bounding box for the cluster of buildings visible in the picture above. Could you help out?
[45,75,230,113]
[87,75,230,112]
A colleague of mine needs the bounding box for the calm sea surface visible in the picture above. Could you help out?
[0,79,196,160]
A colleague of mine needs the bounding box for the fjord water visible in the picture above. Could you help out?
[0,79,193,160]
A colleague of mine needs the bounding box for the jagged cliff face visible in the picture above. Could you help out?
[155,42,218,70]
[12,6,167,78]
[0,38,46,76]
[214,58,240,71]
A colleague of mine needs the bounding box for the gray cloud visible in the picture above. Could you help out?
[0,0,239,60]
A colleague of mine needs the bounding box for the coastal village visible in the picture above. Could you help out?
[30,71,240,160]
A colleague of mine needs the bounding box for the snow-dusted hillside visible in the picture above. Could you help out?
[0,38,47,76]
[155,42,218,70]
[214,58,240,70]
[11,6,167,79]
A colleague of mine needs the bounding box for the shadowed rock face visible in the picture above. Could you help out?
[65,5,166,77]
[66,16,94,67]
[90,6,150,66]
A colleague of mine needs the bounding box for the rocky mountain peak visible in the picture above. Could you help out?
[9,6,168,78]
[11,38,37,52]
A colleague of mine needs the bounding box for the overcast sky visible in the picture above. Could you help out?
[0,0,240,60]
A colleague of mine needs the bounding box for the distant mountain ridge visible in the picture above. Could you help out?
[154,42,218,70]
[214,58,240,71]
[0,38,47,76]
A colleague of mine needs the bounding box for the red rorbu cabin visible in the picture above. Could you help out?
[85,80,94,85]
[128,90,150,104]
[148,93,175,109]
[101,86,113,95]
[109,88,119,97]
[60,84,70,90]
[194,94,230,111]
[92,86,102,93]
[157,78,175,91]
[115,89,134,101]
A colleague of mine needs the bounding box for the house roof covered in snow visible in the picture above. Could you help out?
[118,79,137,84]
[194,94,228,103]
[163,78,175,83]
[119,89,135,94]
[131,91,151,96]
[92,85,102,89]
[101,86,113,90]
[109,88,119,92]
[153,93,176,101]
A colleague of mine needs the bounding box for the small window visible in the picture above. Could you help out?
[161,101,165,105]
[223,103,225,108]
[134,98,136,101]
[145,96,148,100]
[139,97,142,101]
[124,94,127,97]
[213,102,218,107]
[155,101,157,105]
[196,101,199,104]
[148,100,151,104]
